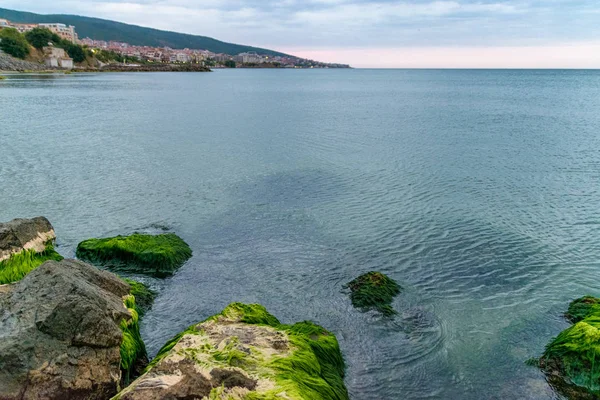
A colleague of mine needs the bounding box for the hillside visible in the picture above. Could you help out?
[0,8,289,57]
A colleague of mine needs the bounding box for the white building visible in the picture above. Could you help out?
[38,23,78,43]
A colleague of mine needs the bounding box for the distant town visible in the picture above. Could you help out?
[0,18,350,69]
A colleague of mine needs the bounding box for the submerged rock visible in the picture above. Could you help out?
[76,233,192,278]
[0,216,62,284]
[565,296,600,324]
[539,296,600,399]
[0,259,136,400]
[345,271,401,316]
[114,303,349,400]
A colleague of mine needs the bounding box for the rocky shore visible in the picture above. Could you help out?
[0,51,210,74]
[0,51,46,72]
[0,217,348,399]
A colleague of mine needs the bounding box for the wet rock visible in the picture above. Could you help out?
[0,259,133,400]
[345,271,402,316]
[538,296,600,399]
[0,216,56,262]
[0,216,62,284]
[114,303,348,400]
[76,233,192,278]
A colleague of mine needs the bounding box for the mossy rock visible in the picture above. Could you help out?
[76,233,192,278]
[114,303,349,400]
[566,296,600,324]
[0,245,63,285]
[539,296,600,399]
[345,271,401,316]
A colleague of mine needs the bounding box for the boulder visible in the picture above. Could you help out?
[76,233,192,278]
[114,303,349,400]
[344,271,401,316]
[539,296,600,399]
[0,259,134,400]
[0,216,56,262]
[0,217,63,285]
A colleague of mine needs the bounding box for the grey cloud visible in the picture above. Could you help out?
[3,0,600,49]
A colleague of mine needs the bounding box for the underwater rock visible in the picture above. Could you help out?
[114,303,349,400]
[345,271,401,315]
[0,259,138,400]
[565,296,600,324]
[0,216,62,284]
[76,233,192,278]
[539,296,600,399]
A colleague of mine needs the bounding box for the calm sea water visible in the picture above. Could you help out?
[2,69,600,399]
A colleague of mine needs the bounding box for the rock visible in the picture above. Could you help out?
[565,296,600,324]
[344,271,401,316]
[114,303,349,400]
[0,216,56,262]
[0,259,139,400]
[0,217,62,284]
[76,233,192,278]
[0,51,45,72]
[538,296,600,399]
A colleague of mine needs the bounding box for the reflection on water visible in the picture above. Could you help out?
[2,69,600,399]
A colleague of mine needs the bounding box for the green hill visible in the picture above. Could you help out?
[0,8,289,57]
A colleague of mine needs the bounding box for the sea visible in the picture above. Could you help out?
[2,69,600,399]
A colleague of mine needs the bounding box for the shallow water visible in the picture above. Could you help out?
[2,69,600,399]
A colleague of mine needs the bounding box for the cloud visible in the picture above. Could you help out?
[3,0,600,67]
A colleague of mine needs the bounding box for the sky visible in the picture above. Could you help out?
[3,0,600,68]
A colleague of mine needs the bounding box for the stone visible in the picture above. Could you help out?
[76,233,192,278]
[114,303,349,400]
[345,271,402,316]
[538,296,600,399]
[0,259,133,400]
[0,216,55,262]
[0,217,62,285]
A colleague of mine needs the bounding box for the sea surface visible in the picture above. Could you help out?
[2,69,600,399]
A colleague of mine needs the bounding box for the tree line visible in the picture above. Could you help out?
[0,27,87,63]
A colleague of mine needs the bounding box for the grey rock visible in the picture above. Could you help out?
[0,216,56,262]
[0,51,45,72]
[0,259,132,400]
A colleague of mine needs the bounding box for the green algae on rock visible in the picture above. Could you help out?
[0,244,63,284]
[122,278,156,318]
[120,294,148,385]
[566,296,600,324]
[76,233,192,277]
[345,271,401,316]
[114,302,349,400]
[539,296,600,399]
[0,216,62,284]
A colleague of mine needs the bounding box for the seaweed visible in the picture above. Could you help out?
[345,271,401,316]
[539,296,600,399]
[120,294,148,385]
[0,245,63,285]
[122,278,156,318]
[76,233,192,277]
[566,296,600,324]
[147,302,349,400]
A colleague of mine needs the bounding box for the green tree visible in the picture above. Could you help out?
[224,60,236,68]
[64,43,86,63]
[25,27,56,49]
[0,28,30,59]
